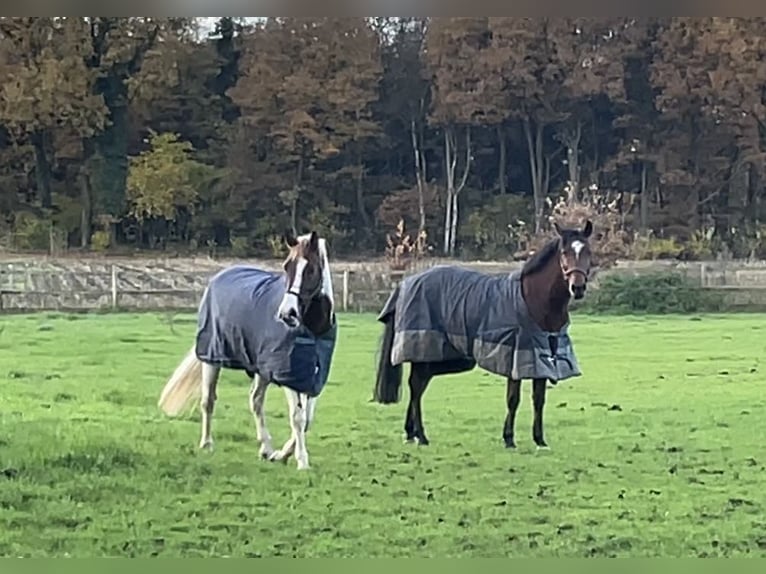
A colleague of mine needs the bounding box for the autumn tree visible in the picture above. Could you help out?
[673,18,766,247]
[375,17,433,242]
[229,17,382,235]
[607,18,664,233]
[486,18,627,232]
[81,17,190,239]
[425,17,491,255]
[649,18,749,241]
[0,18,106,209]
[4,16,766,260]
[126,131,214,246]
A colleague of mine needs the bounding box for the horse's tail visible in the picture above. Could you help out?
[373,287,403,404]
[158,346,203,417]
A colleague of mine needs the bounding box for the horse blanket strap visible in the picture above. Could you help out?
[379,265,581,382]
[195,266,337,396]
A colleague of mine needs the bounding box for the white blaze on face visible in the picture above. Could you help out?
[278,255,307,324]
[568,239,587,297]
[571,240,585,263]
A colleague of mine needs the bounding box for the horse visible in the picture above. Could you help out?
[157,231,337,470]
[372,220,593,450]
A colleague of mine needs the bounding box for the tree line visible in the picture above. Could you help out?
[1,17,765,261]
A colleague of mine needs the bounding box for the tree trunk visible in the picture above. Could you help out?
[355,150,370,230]
[30,130,53,209]
[564,120,582,204]
[291,153,304,235]
[449,127,472,255]
[639,161,649,232]
[443,127,454,255]
[411,118,426,236]
[92,75,129,218]
[79,167,92,248]
[442,125,472,256]
[524,117,546,233]
[748,162,761,226]
[497,124,507,194]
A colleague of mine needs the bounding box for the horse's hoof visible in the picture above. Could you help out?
[403,436,416,444]
[416,438,430,446]
[536,444,550,452]
[504,441,516,449]
[199,440,214,451]
[268,451,288,464]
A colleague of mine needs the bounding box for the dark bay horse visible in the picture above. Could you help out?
[158,231,337,470]
[372,220,593,449]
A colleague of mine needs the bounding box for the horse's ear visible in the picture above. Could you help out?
[308,230,319,252]
[582,220,593,238]
[553,221,563,236]
[283,230,298,248]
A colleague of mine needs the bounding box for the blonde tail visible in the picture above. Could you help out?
[158,347,203,417]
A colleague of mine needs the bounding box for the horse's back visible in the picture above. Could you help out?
[397,265,508,328]
[387,265,517,368]
[203,265,284,315]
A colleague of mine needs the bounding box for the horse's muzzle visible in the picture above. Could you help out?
[571,284,586,300]
[279,307,300,327]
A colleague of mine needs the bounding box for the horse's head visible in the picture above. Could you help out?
[554,220,593,300]
[277,230,325,327]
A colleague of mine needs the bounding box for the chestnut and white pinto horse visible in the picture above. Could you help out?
[158,231,336,470]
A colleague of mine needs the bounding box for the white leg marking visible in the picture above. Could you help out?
[269,388,310,469]
[306,396,317,432]
[270,436,296,463]
[268,389,297,464]
[249,374,273,459]
[199,363,220,450]
[289,389,310,470]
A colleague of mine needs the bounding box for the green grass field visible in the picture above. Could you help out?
[1,311,765,557]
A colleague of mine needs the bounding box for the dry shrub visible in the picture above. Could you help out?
[376,184,440,230]
[385,219,427,271]
[515,191,631,271]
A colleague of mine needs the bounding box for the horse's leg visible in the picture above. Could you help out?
[408,363,433,446]
[249,374,273,459]
[403,363,417,443]
[286,388,310,469]
[532,378,549,449]
[268,388,303,466]
[199,363,221,450]
[502,378,522,448]
[270,436,296,463]
[305,395,317,432]
[269,394,316,464]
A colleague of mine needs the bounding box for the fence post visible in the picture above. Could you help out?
[111,265,118,310]
[700,262,706,287]
[342,270,349,312]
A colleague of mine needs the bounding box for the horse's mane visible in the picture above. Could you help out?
[520,237,561,277]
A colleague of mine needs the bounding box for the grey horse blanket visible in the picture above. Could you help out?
[195,265,337,396]
[379,265,580,382]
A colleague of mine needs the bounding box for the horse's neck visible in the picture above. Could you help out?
[318,239,335,307]
[304,295,334,336]
[306,240,335,336]
[522,260,570,332]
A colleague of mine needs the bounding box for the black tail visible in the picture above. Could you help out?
[373,298,403,404]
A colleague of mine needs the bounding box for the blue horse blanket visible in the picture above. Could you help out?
[379,266,580,382]
[195,265,337,396]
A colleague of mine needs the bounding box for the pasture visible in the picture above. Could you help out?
[1,311,765,557]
